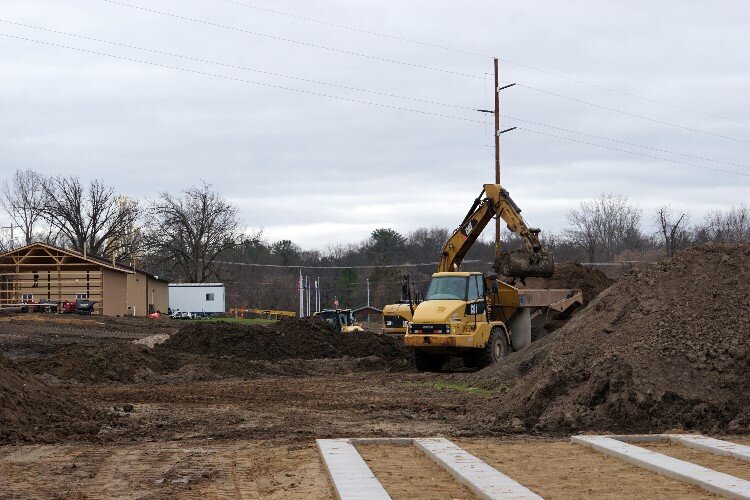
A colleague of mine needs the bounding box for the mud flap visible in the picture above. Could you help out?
[508,308,531,351]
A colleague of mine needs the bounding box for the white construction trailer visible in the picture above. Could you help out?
[168,283,226,315]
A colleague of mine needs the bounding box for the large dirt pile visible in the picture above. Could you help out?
[158,317,412,366]
[509,261,614,305]
[471,243,750,434]
[23,343,164,383]
[23,318,413,383]
[0,356,102,443]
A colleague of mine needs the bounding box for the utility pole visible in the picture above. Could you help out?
[493,58,502,258]
[478,59,516,258]
[298,270,303,318]
[366,278,370,307]
[2,225,22,247]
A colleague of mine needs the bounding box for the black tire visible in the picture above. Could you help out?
[477,327,509,369]
[414,350,446,372]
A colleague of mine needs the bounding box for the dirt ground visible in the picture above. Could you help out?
[1,310,748,498]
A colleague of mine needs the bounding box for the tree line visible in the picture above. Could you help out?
[1,168,747,312]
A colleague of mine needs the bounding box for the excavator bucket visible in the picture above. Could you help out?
[495,250,555,278]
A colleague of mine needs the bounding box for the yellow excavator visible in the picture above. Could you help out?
[396,184,582,371]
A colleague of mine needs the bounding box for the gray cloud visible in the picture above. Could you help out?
[1,0,748,248]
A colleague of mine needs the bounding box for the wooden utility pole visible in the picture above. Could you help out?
[494,57,501,259]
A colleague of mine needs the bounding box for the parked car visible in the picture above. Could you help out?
[170,310,193,320]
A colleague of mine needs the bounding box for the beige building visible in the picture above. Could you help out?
[0,242,168,316]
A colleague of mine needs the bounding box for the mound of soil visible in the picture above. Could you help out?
[158,317,412,367]
[22,344,165,383]
[0,356,103,444]
[471,243,750,435]
[512,261,614,305]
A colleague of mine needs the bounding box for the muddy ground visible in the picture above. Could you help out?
[2,246,749,497]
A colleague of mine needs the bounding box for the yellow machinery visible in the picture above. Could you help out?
[313,309,364,333]
[382,183,555,335]
[401,184,582,371]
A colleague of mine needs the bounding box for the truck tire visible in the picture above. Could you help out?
[414,350,446,372]
[477,327,509,369]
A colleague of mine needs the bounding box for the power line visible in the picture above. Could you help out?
[216,259,489,269]
[214,0,748,125]
[519,127,750,177]
[100,0,484,80]
[0,19,476,112]
[8,19,747,173]
[503,114,750,171]
[216,0,492,58]
[0,32,487,125]
[5,30,747,178]
[518,84,750,145]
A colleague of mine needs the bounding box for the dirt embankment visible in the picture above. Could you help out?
[469,243,750,435]
[21,318,413,384]
[0,357,104,443]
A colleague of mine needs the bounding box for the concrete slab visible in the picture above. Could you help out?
[414,437,541,500]
[316,439,390,500]
[572,435,750,499]
[666,435,750,463]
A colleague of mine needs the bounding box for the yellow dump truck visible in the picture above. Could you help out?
[401,183,582,370]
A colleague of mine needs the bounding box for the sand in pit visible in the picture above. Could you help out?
[458,439,715,499]
[638,441,750,481]
[356,444,476,499]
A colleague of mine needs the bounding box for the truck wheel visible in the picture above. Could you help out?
[478,327,509,368]
[414,350,446,372]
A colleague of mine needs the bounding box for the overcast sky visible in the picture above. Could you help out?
[1,0,749,249]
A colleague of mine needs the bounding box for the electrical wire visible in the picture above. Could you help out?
[216,259,488,269]
[503,114,750,171]
[6,19,746,172]
[517,84,750,144]
[0,19,477,112]
[4,29,748,178]
[214,0,748,125]
[100,0,484,80]
[0,32,487,125]
[518,127,750,177]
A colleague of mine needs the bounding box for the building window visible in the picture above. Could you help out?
[21,294,33,303]
[206,293,215,301]
[76,293,88,300]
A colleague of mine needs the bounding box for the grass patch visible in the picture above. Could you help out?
[429,381,491,396]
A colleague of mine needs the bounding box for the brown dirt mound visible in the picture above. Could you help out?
[22,343,164,383]
[512,261,614,305]
[470,243,750,435]
[158,317,412,367]
[0,356,103,444]
[22,318,413,383]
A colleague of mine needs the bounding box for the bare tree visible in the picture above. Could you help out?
[40,175,141,257]
[1,169,46,246]
[566,194,642,262]
[145,182,240,282]
[697,205,750,243]
[566,200,600,262]
[655,205,690,257]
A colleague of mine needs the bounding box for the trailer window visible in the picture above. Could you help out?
[21,294,33,302]
[206,293,215,301]
[425,276,467,300]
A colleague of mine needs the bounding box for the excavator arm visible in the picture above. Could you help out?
[437,184,553,277]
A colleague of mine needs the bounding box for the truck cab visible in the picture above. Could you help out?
[404,271,582,371]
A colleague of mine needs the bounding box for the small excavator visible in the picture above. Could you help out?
[386,183,582,371]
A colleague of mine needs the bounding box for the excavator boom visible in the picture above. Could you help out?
[438,184,554,277]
